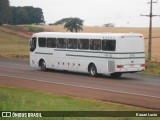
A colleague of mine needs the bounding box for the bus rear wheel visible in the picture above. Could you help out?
[89,64,97,76]
[110,73,122,78]
[40,60,47,71]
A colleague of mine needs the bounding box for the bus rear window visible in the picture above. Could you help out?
[38,37,46,47]
[102,40,116,51]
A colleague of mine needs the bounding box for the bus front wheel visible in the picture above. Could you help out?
[89,64,97,77]
[40,60,46,71]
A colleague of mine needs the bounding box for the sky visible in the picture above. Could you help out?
[9,0,160,27]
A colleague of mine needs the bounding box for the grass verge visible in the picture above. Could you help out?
[0,85,158,120]
[4,25,44,32]
[140,62,160,76]
[0,31,29,59]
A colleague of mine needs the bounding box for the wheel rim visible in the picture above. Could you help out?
[90,65,97,76]
[91,67,96,75]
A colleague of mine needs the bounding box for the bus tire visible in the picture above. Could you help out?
[40,60,46,71]
[110,73,122,78]
[89,64,97,77]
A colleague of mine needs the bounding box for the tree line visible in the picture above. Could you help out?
[0,0,83,32]
[0,0,45,25]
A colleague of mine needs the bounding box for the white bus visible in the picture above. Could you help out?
[30,32,145,78]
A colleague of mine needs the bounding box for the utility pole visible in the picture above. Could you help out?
[141,0,160,62]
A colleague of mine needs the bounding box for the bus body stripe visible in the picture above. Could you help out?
[66,54,145,59]
[35,52,53,55]
[54,49,144,54]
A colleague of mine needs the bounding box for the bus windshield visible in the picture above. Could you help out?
[30,37,36,52]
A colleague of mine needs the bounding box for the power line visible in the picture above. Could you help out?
[141,0,160,62]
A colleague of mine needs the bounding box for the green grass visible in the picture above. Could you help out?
[0,31,29,59]
[4,25,44,32]
[140,62,160,76]
[0,85,159,120]
[4,25,22,31]
[25,25,44,32]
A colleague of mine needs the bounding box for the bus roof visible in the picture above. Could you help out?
[32,32,143,39]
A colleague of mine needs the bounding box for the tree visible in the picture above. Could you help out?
[10,7,29,24]
[64,17,83,32]
[0,0,10,25]
[31,8,45,24]
[104,23,115,27]
[9,6,45,25]
[53,18,70,25]
[54,17,83,32]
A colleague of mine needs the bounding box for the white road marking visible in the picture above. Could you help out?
[0,73,160,99]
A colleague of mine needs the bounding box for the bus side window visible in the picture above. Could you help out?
[38,37,47,47]
[90,39,101,50]
[57,38,67,48]
[67,38,77,49]
[47,38,56,48]
[78,39,89,50]
[102,40,116,51]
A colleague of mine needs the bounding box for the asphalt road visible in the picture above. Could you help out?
[0,58,160,109]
